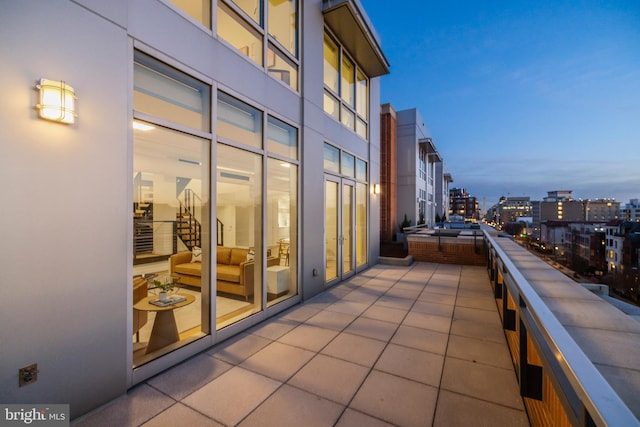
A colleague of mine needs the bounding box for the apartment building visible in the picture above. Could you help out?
[622,199,640,222]
[449,187,479,220]
[396,108,439,227]
[605,220,625,272]
[487,196,532,227]
[0,0,388,418]
[380,105,446,233]
[435,165,454,222]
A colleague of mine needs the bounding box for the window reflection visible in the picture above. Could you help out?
[169,0,211,28]
[217,1,264,66]
[268,0,297,55]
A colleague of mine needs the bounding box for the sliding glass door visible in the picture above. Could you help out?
[325,176,355,284]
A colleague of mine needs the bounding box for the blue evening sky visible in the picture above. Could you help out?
[360,0,640,210]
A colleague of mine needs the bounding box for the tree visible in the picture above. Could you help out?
[399,214,411,232]
[435,213,441,224]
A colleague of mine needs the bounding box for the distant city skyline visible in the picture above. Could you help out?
[361,0,640,209]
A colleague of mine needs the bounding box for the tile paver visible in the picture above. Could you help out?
[288,354,369,404]
[239,341,315,381]
[320,332,386,367]
[181,367,280,426]
[238,384,344,427]
[374,343,444,387]
[72,262,529,427]
[350,370,438,427]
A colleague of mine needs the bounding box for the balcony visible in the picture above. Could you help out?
[73,229,639,426]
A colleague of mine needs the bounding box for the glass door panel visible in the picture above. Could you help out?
[325,180,338,282]
[216,144,263,329]
[132,123,210,367]
[267,158,298,307]
[342,182,354,276]
[356,182,367,268]
[325,177,358,284]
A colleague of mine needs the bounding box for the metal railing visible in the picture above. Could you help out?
[484,230,639,426]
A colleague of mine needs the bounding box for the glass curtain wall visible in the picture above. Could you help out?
[215,144,263,328]
[323,31,369,139]
[325,180,339,282]
[266,116,298,306]
[132,51,211,366]
[169,0,211,27]
[216,92,298,328]
[218,0,299,90]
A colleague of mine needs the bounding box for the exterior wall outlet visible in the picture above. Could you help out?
[19,363,38,387]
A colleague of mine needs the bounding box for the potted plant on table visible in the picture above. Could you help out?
[153,276,177,302]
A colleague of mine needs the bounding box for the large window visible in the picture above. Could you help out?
[132,51,211,366]
[216,92,299,327]
[323,32,369,139]
[216,144,263,328]
[218,0,299,90]
[268,0,297,55]
[169,0,211,28]
[217,1,264,66]
[134,52,210,132]
[217,91,263,148]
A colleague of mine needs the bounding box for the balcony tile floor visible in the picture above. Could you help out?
[73,262,530,427]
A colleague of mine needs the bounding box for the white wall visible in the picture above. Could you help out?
[0,0,130,418]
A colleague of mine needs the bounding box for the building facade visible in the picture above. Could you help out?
[0,0,388,418]
[379,103,397,242]
[487,196,532,228]
[435,165,453,222]
[621,199,640,222]
[449,187,478,220]
[394,108,440,228]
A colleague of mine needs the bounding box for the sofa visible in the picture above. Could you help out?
[170,247,279,300]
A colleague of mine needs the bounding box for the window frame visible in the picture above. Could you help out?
[218,0,300,91]
[323,29,370,140]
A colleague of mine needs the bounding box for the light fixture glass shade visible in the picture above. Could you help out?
[36,79,76,124]
[374,184,381,194]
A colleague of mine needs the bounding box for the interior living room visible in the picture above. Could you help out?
[131,72,299,365]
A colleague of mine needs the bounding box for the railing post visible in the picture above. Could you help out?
[519,315,543,400]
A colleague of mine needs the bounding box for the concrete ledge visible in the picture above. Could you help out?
[379,255,414,266]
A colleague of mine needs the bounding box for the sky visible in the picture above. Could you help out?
[360,0,640,211]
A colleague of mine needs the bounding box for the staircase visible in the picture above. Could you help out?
[134,172,154,255]
[176,188,201,251]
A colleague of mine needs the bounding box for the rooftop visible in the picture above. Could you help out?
[73,262,529,426]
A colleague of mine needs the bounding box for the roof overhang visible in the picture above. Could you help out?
[444,173,454,183]
[419,138,442,162]
[322,0,390,77]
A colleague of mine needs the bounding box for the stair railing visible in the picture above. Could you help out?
[177,188,201,251]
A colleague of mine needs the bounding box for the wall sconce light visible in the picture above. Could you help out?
[374,184,381,194]
[36,79,76,124]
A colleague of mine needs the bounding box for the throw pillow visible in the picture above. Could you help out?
[246,248,255,261]
[191,246,202,263]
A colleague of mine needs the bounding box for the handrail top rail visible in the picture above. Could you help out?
[484,229,640,426]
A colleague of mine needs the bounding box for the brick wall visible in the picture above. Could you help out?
[408,236,486,266]
[380,104,397,242]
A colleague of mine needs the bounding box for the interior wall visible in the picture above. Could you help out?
[0,1,130,418]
